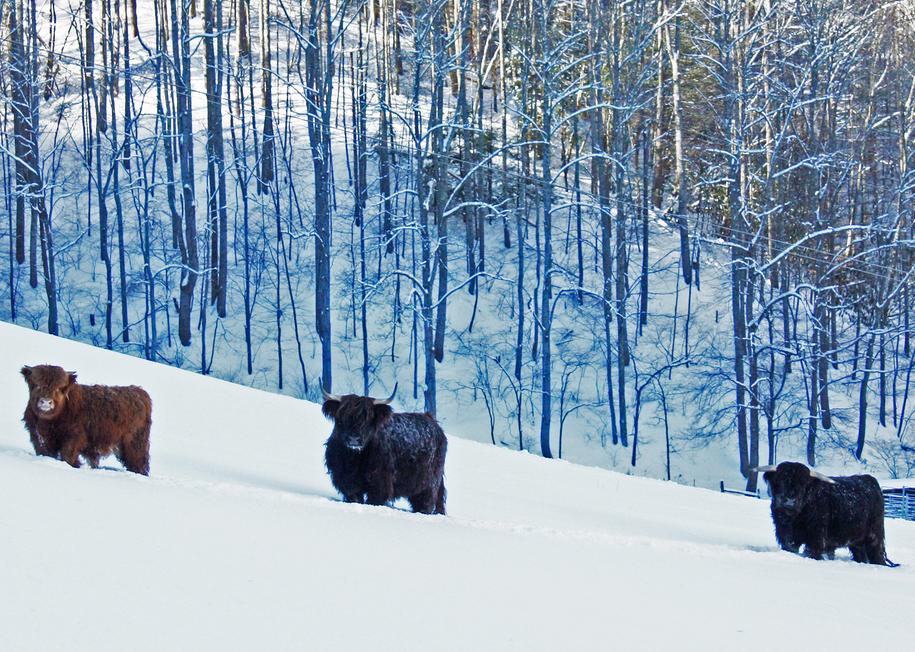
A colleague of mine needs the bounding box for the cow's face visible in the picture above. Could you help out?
[763,461,834,515]
[322,394,393,452]
[21,365,76,421]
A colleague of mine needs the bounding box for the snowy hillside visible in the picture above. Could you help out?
[1,321,914,651]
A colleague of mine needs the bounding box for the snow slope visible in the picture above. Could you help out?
[1,320,914,651]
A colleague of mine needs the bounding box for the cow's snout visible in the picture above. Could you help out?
[774,495,797,511]
[346,439,364,451]
[37,398,54,413]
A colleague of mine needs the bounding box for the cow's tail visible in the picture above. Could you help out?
[876,540,899,567]
[435,478,447,516]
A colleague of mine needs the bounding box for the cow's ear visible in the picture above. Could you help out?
[372,403,393,427]
[66,372,78,386]
[20,366,33,385]
[763,471,775,486]
[322,399,341,420]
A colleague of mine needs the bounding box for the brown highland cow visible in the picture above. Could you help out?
[21,364,152,475]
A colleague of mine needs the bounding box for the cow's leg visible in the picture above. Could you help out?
[46,434,63,459]
[849,544,867,563]
[365,477,394,505]
[864,533,887,565]
[804,537,827,560]
[117,426,151,476]
[804,545,823,561]
[366,471,393,507]
[60,432,88,469]
[365,489,389,506]
[85,449,101,469]
[805,547,823,560]
[28,427,49,456]
[30,427,61,458]
[34,436,60,458]
[408,488,436,514]
[343,492,365,504]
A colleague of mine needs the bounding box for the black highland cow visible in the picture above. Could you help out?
[755,461,894,565]
[322,385,447,515]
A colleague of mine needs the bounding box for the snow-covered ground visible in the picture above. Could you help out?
[1,322,914,651]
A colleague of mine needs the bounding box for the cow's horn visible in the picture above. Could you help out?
[320,378,341,403]
[373,382,398,406]
[809,468,836,484]
[749,465,778,473]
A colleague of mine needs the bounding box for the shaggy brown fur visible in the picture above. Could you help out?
[21,364,152,475]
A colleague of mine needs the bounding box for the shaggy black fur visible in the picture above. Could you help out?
[763,461,892,565]
[323,394,447,515]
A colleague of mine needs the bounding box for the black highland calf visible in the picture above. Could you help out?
[322,386,447,515]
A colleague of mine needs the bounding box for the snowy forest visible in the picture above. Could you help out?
[0,0,913,489]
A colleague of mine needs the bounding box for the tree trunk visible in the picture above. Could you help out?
[855,333,876,460]
[170,0,199,346]
[204,0,229,317]
[306,0,334,389]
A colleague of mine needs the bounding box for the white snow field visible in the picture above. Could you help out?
[1,320,914,652]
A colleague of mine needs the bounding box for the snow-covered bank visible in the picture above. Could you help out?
[1,321,913,651]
